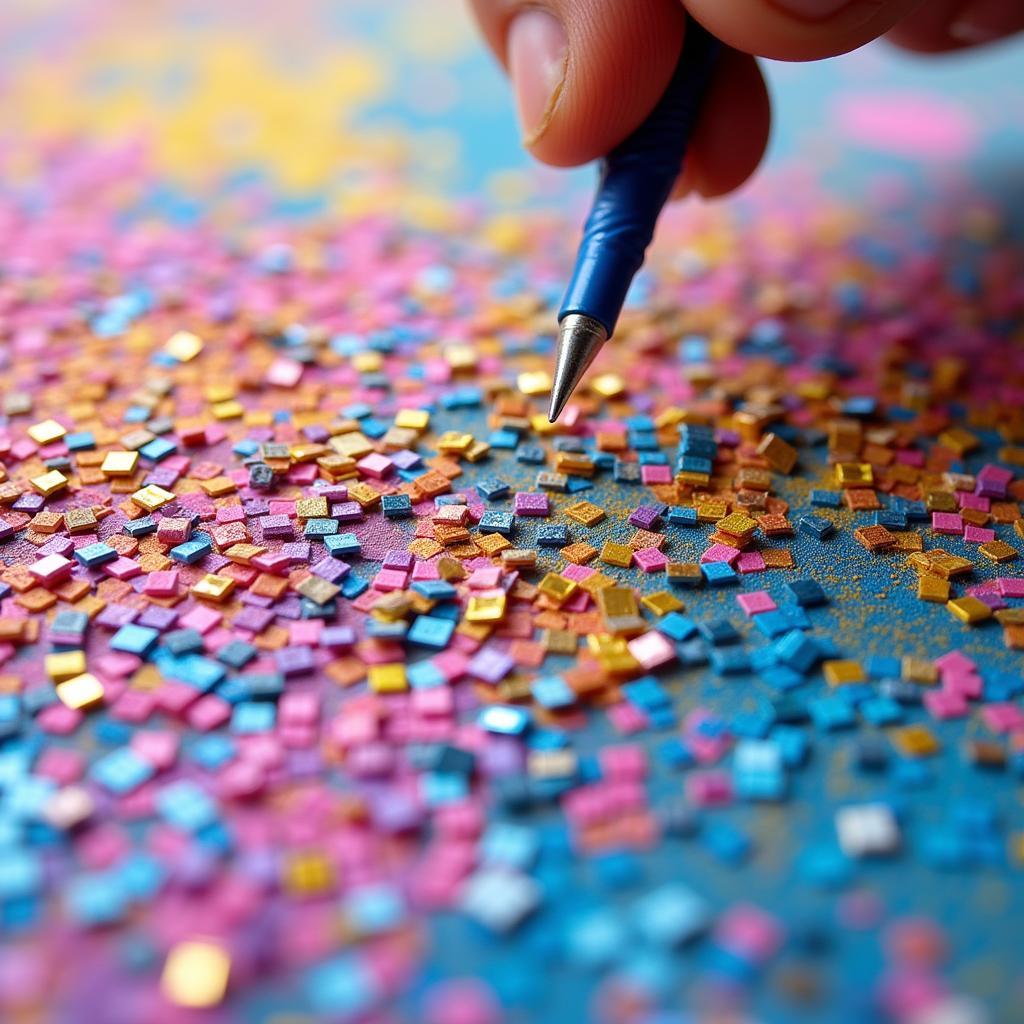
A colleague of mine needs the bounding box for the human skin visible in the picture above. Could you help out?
[468,0,1024,198]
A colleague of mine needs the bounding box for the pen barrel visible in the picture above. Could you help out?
[558,22,721,335]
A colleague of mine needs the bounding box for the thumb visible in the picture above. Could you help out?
[469,0,687,167]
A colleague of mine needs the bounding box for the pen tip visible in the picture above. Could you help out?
[548,382,571,423]
[548,314,608,423]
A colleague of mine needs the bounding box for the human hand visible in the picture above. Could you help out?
[468,0,1024,197]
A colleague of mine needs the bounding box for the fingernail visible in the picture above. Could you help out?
[769,0,853,20]
[507,8,569,146]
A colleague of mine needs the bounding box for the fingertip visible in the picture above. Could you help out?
[525,0,687,167]
[470,0,689,168]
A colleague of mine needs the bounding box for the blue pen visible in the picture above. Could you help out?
[548,21,722,421]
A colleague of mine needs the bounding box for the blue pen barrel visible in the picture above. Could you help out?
[558,22,721,335]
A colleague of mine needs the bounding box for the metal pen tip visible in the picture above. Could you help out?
[548,313,609,422]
